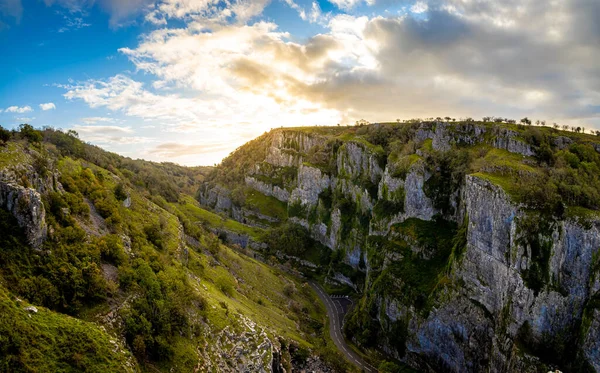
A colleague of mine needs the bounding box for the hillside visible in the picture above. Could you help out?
[0,126,349,372]
[199,120,600,372]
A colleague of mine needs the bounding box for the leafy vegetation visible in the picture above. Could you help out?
[0,128,346,372]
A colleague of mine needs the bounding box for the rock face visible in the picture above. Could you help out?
[0,180,47,249]
[200,123,600,372]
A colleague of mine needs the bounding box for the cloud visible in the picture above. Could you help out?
[15,117,35,122]
[328,0,364,11]
[72,125,133,134]
[57,15,91,32]
[150,142,233,158]
[61,0,600,164]
[69,123,154,146]
[5,105,32,113]
[81,116,115,124]
[410,1,428,14]
[39,102,56,110]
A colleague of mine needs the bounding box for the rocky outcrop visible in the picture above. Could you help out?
[200,184,233,213]
[199,124,600,372]
[491,127,535,156]
[290,165,330,207]
[370,175,600,372]
[245,176,290,203]
[0,181,47,249]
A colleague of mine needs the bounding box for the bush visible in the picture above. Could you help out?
[19,124,42,143]
[0,126,10,144]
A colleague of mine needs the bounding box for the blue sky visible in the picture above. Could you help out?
[1,0,599,165]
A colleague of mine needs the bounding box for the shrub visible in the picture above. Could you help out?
[19,124,42,143]
[0,126,10,145]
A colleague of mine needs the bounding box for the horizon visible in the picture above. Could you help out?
[1,0,599,166]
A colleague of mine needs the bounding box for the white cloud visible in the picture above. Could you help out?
[328,0,364,11]
[81,116,115,124]
[57,0,600,164]
[39,102,56,110]
[5,105,33,113]
[72,125,133,134]
[15,117,35,122]
[410,1,428,14]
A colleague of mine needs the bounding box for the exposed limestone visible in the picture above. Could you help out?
[0,181,47,249]
[199,126,600,372]
[289,165,330,207]
[245,176,290,202]
[336,142,383,183]
[402,164,435,221]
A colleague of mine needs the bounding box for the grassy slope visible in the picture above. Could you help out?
[0,283,134,373]
[0,137,345,372]
[175,194,264,240]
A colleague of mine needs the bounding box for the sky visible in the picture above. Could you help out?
[0,0,599,166]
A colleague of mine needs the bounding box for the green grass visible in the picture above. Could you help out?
[470,172,521,198]
[175,195,264,240]
[422,138,433,151]
[0,142,30,170]
[245,188,288,221]
[337,132,386,155]
[186,243,325,347]
[0,284,133,372]
[471,147,538,174]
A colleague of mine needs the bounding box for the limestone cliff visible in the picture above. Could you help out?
[200,121,600,372]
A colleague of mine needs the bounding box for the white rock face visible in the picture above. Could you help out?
[245,176,290,202]
[402,165,435,221]
[0,181,47,249]
[290,165,330,207]
[337,142,383,183]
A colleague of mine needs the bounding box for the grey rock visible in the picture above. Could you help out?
[0,181,47,249]
[245,176,290,202]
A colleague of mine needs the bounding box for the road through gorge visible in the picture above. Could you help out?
[309,281,377,372]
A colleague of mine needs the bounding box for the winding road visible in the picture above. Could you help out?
[309,281,377,372]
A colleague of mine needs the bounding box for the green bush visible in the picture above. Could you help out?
[0,125,10,144]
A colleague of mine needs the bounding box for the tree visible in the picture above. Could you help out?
[0,126,10,145]
[19,124,42,143]
[520,117,531,125]
[553,123,559,129]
